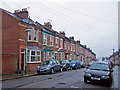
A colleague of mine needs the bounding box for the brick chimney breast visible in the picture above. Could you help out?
[14,8,28,19]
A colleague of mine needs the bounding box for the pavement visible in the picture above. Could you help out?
[0,71,37,81]
[113,66,120,90]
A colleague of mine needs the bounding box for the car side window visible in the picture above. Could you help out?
[53,60,56,65]
[49,61,53,65]
[56,60,59,64]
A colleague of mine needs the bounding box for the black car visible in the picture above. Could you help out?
[84,62,113,86]
[37,60,62,74]
[60,60,72,71]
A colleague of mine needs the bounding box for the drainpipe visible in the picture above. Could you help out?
[41,29,43,63]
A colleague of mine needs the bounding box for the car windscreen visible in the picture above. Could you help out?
[89,63,110,71]
[71,60,76,63]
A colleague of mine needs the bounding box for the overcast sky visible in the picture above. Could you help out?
[0,0,119,59]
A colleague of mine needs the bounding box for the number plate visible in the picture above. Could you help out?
[91,77,100,80]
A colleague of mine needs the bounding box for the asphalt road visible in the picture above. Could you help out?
[2,68,113,89]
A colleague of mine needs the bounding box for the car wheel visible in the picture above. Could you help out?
[60,67,62,72]
[66,68,68,71]
[84,79,87,83]
[107,80,112,86]
[51,68,54,74]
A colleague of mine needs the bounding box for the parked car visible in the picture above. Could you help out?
[60,60,72,71]
[71,60,81,69]
[80,61,85,68]
[103,61,114,69]
[37,60,62,74]
[84,62,113,86]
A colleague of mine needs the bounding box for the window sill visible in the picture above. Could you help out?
[56,47,59,48]
[26,62,41,64]
[50,45,54,47]
[27,41,38,43]
[43,44,47,46]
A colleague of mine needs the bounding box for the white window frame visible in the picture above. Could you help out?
[55,53,57,60]
[68,43,69,50]
[64,42,66,50]
[56,37,59,48]
[49,52,51,60]
[28,30,32,41]
[44,52,47,61]
[34,29,38,42]
[50,35,53,46]
[60,39,63,49]
[26,49,41,63]
[43,33,47,45]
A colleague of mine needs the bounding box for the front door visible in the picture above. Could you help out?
[21,49,25,71]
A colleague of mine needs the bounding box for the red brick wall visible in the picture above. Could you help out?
[2,55,18,74]
[2,11,20,54]
[26,63,41,72]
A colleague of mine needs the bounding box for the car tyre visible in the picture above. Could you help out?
[66,68,68,71]
[107,80,112,86]
[60,67,62,72]
[84,79,87,83]
[51,68,54,74]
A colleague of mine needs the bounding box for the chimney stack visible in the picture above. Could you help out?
[60,31,65,36]
[14,8,28,19]
[76,40,80,44]
[69,36,74,40]
[44,22,52,29]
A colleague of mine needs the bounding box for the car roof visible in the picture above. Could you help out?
[93,61,109,65]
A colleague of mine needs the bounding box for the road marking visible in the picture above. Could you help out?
[70,85,79,88]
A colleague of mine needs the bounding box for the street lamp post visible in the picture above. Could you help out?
[25,38,27,75]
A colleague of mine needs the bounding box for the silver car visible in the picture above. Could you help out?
[37,60,62,74]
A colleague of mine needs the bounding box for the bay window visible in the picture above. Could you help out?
[26,50,41,63]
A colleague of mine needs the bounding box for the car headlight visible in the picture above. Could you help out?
[84,72,91,77]
[101,76,110,79]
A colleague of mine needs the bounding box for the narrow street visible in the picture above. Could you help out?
[2,68,113,89]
